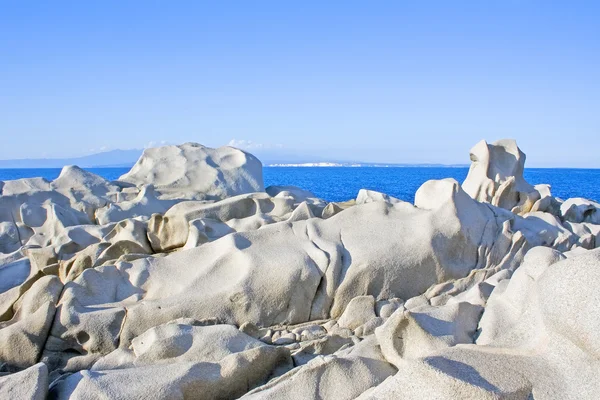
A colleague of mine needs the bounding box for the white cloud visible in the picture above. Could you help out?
[144,140,171,149]
[227,139,261,149]
[87,145,112,154]
[227,139,283,151]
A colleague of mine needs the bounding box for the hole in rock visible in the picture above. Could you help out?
[76,331,90,345]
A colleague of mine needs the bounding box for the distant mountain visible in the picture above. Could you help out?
[0,149,143,169]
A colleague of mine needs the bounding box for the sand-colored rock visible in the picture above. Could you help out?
[462,139,543,214]
[244,341,396,400]
[365,248,600,399]
[0,139,599,398]
[377,301,482,365]
[147,192,296,252]
[0,276,62,370]
[337,295,376,330]
[95,185,180,225]
[43,177,524,372]
[50,345,291,399]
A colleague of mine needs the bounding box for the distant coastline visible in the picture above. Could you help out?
[0,148,471,169]
[267,162,469,168]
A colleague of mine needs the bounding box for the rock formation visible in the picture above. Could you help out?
[119,143,264,200]
[462,139,560,215]
[0,140,598,399]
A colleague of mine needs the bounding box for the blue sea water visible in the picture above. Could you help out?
[0,167,598,204]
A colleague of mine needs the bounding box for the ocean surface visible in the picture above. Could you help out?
[0,167,598,204]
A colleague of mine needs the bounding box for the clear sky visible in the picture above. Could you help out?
[1,1,599,167]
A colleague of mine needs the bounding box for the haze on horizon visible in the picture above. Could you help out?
[1,2,599,168]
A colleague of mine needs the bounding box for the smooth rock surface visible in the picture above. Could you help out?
[462,139,542,214]
[0,363,48,400]
[0,139,598,399]
[119,143,264,200]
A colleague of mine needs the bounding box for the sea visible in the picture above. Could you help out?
[0,167,598,204]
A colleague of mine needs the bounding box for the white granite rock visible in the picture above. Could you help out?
[0,363,48,400]
[356,189,402,205]
[337,295,376,330]
[560,197,600,224]
[119,142,264,200]
[462,139,542,214]
[0,139,598,399]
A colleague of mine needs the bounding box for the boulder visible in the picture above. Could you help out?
[356,189,402,205]
[462,139,542,214]
[560,198,600,224]
[337,295,376,330]
[1,138,598,398]
[244,353,395,400]
[0,363,48,400]
[50,346,290,399]
[367,248,600,399]
[146,192,296,252]
[0,276,62,370]
[118,143,264,200]
[43,178,520,372]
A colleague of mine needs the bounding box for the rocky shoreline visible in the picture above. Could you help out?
[1,139,599,399]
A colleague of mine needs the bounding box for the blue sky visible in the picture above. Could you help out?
[1,1,598,167]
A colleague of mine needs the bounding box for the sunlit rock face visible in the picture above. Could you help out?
[0,139,598,399]
[119,142,265,201]
[462,139,560,215]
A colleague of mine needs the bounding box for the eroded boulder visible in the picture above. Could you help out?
[118,143,265,200]
[462,139,542,214]
[0,363,48,400]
